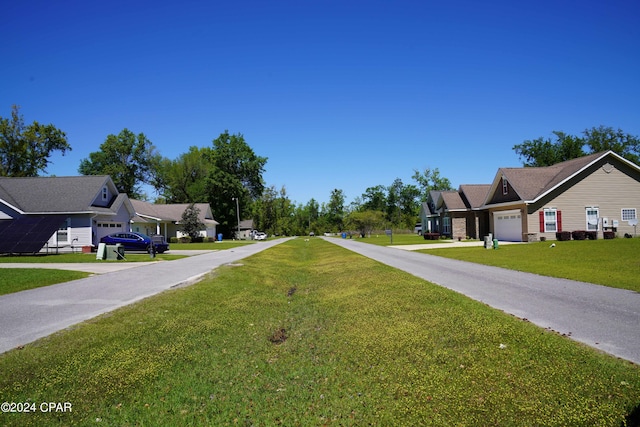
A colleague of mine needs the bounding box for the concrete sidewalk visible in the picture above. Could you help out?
[389,240,524,251]
[0,239,289,353]
[0,250,215,274]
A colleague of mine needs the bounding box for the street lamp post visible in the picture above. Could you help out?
[232,197,240,240]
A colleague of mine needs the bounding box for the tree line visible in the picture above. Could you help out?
[2,105,639,237]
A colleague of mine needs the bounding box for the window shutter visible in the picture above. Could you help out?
[539,211,544,232]
[557,210,562,232]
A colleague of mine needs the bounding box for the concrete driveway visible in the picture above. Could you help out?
[324,237,640,365]
[0,240,289,354]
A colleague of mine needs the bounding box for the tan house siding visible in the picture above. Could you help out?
[527,161,640,239]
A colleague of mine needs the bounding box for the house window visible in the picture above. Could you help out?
[442,216,451,234]
[56,218,71,244]
[544,209,557,232]
[102,186,108,201]
[502,177,508,195]
[622,208,637,221]
[586,207,599,231]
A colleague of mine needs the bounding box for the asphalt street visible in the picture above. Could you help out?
[0,240,288,354]
[324,237,640,365]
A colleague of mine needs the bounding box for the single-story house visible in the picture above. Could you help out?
[482,150,640,241]
[236,219,255,240]
[419,190,443,235]
[0,175,134,253]
[419,186,491,240]
[130,200,219,240]
[419,151,640,242]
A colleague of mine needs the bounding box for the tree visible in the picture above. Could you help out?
[0,105,71,177]
[155,146,212,203]
[361,185,387,211]
[205,131,268,237]
[513,131,585,167]
[412,167,453,201]
[78,128,160,199]
[345,210,385,238]
[513,126,640,167]
[179,203,205,240]
[325,188,346,232]
[582,126,640,165]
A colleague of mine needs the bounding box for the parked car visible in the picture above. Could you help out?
[254,232,267,240]
[100,232,169,253]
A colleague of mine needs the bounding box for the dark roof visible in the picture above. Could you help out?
[0,175,112,213]
[459,184,491,209]
[497,152,608,201]
[438,191,467,211]
[131,200,218,225]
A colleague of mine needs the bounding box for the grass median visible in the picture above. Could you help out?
[0,238,638,426]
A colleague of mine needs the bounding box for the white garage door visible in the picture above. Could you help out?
[494,210,522,242]
[96,222,125,242]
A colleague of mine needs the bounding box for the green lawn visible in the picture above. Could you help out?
[341,232,440,246]
[0,269,90,295]
[420,238,640,292]
[0,252,184,263]
[0,238,638,426]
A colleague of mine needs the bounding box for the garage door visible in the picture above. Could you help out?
[96,222,125,242]
[494,210,522,241]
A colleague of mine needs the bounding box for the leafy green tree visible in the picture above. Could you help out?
[78,128,160,199]
[513,131,585,167]
[0,105,70,176]
[179,203,205,240]
[205,131,267,237]
[513,126,640,167]
[583,126,640,164]
[345,210,385,238]
[155,146,212,203]
[361,185,387,211]
[325,188,346,232]
[412,167,453,201]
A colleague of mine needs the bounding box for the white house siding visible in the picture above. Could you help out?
[527,163,640,239]
[94,209,132,244]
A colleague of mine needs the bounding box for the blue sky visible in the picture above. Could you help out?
[3,0,639,205]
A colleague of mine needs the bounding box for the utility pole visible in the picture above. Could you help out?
[232,197,240,240]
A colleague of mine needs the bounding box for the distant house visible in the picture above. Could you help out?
[0,175,134,253]
[130,200,219,240]
[236,219,255,240]
[482,151,640,241]
[419,190,443,235]
[419,186,490,240]
[418,151,640,242]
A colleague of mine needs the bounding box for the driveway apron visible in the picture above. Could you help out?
[0,239,288,354]
[324,237,640,365]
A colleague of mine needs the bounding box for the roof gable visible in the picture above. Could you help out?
[0,175,117,213]
[437,191,466,211]
[459,184,491,209]
[484,151,640,206]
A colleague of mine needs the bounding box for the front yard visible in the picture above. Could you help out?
[419,238,640,292]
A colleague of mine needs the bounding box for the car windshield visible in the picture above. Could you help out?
[135,233,151,239]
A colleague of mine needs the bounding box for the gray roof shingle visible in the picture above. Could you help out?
[0,175,112,213]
